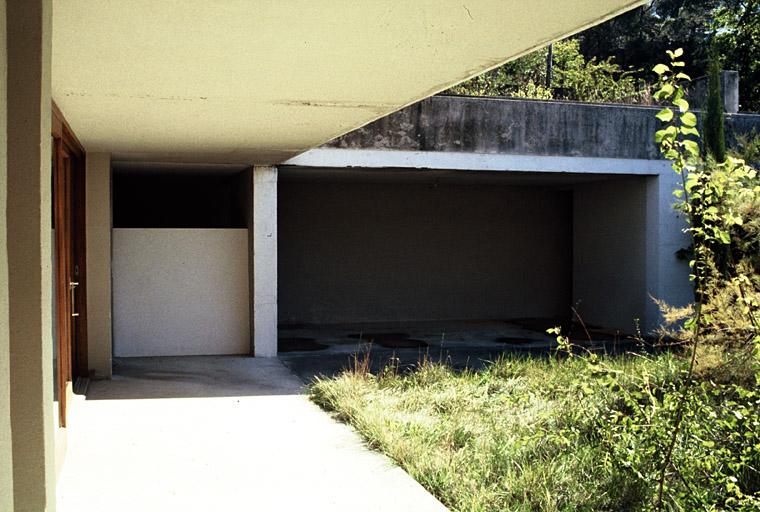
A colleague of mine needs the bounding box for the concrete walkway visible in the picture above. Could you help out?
[57,356,447,512]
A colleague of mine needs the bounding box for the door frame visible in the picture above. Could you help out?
[52,102,87,426]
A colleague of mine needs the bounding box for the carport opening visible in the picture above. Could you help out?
[111,164,252,358]
[278,167,650,352]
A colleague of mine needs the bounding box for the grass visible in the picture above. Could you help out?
[309,353,686,512]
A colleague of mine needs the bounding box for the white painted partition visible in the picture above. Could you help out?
[113,229,250,357]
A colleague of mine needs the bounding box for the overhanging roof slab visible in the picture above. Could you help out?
[52,0,646,164]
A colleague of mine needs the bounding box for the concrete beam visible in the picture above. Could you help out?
[250,166,278,357]
[85,153,112,378]
[284,148,670,175]
[6,0,56,510]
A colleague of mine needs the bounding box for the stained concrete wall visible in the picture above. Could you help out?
[112,229,250,357]
[86,153,112,378]
[690,71,740,113]
[0,1,12,509]
[325,95,760,160]
[279,179,572,324]
[573,177,648,331]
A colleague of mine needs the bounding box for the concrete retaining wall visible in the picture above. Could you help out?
[325,95,760,160]
[112,229,250,357]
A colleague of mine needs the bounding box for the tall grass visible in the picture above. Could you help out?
[311,354,683,512]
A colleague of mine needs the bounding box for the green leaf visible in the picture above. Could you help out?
[653,63,670,75]
[681,112,697,127]
[673,98,689,112]
[655,129,674,143]
[667,48,684,58]
[656,108,674,122]
[680,126,700,137]
[685,174,699,192]
[675,72,691,81]
[683,139,700,157]
[655,84,674,99]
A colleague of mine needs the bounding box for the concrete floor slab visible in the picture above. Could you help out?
[277,320,639,383]
[56,356,447,512]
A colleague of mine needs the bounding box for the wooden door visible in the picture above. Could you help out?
[52,103,87,427]
[53,141,74,426]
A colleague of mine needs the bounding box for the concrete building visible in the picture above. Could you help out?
[2,1,759,510]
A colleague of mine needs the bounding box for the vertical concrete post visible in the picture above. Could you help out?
[250,166,278,357]
[644,168,693,332]
[85,153,112,378]
[0,1,13,510]
[6,0,55,510]
[644,175,661,333]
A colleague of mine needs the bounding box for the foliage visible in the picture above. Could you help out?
[580,0,760,112]
[573,49,760,511]
[311,354,680,512]
[712,0,760,112]
[447,1,760,110]
[446,39,648,104]
[705,55,727,162]
[732,132,760,167]
[311,351,759,512]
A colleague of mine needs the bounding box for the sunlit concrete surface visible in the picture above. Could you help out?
[52,0,646,163]
[56,356,447,512]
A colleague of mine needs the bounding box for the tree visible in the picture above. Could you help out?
[450,1,760,111]
[712,0,760,112]
[446,39,646,104]
[704,56,727,162]
[579,0,760,111]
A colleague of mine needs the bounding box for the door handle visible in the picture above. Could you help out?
[69,281,79,317]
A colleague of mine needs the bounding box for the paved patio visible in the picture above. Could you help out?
[56,356,447,512]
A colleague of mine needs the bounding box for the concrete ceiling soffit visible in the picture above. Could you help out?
[52,0,647,164]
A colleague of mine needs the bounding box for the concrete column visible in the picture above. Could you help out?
[250,166,278,357]
[644,168,693,332]
[0,1,13,510]
[6,0,56,510]
[85,153,112,378]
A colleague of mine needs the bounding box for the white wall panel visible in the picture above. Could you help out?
[113,229,249,357]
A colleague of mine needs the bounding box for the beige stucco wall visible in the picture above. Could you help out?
[86,153,112,378]
[0,0,13,509]
[112,229,250,357]
[279,180,572,324]
[6,0,56,510]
